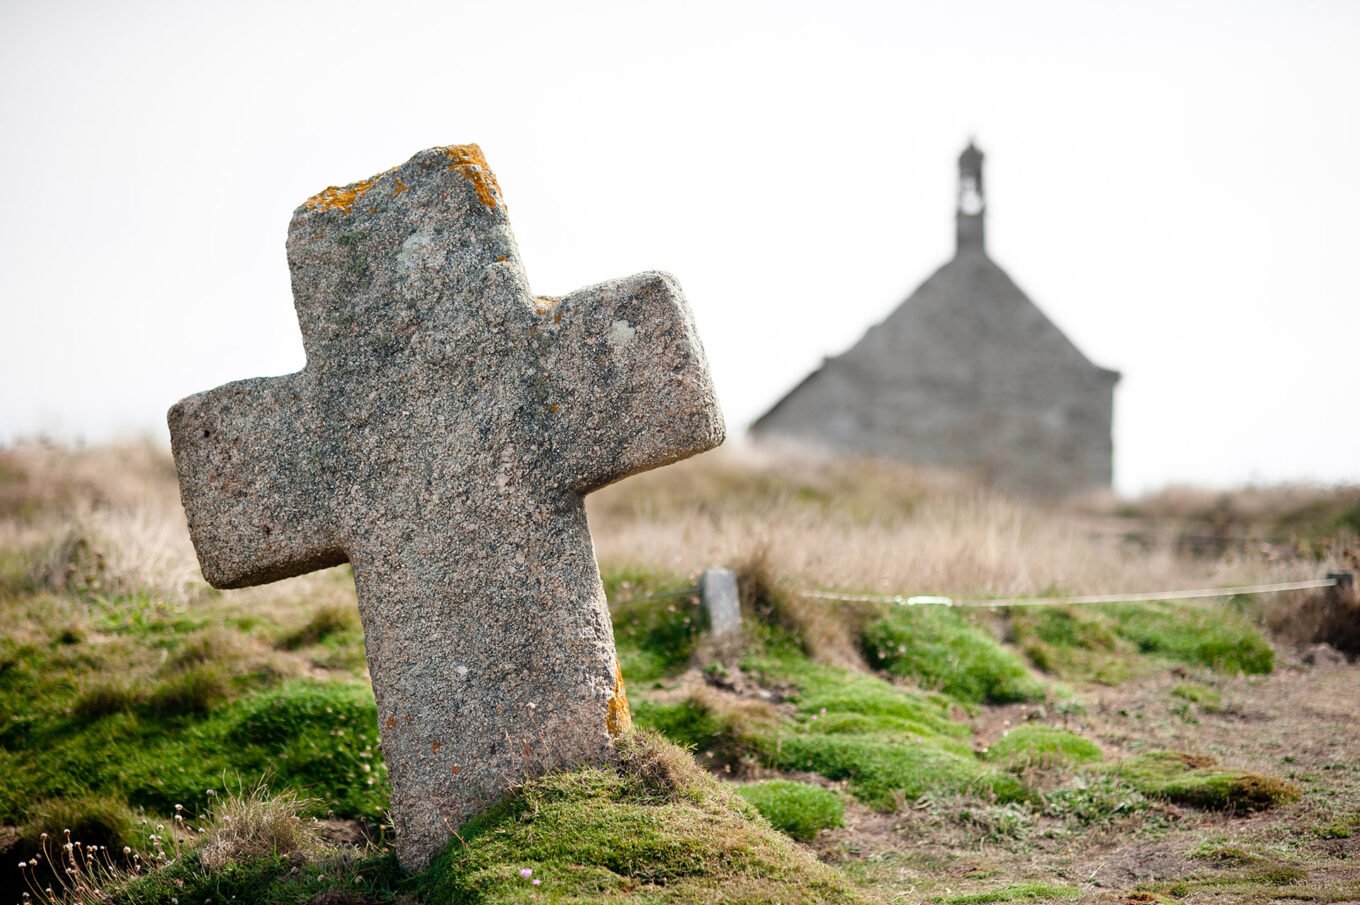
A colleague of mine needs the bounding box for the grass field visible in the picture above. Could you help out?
[1,442,1357,904]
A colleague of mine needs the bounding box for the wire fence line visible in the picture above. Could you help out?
[606,574,1349,610]
[795,576,1343,609]
[605,586,700,606]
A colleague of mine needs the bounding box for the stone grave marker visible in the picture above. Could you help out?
[699,568,742,641]
[168,145,725,868]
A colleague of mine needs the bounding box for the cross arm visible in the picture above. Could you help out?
[536,271,725,495]
[167,373,343,589]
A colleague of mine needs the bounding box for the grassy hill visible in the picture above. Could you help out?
[1,443,1357,904]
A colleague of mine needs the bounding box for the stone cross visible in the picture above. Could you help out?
[167,145,724,869]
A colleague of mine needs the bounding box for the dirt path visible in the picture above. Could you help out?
[811,656,1360,903]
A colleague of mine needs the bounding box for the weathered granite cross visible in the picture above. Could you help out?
[167,145,724,868]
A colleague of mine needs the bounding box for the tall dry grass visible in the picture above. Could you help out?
[587,446,1343,599]
[2,441,1351,612]
[0,443,361,658]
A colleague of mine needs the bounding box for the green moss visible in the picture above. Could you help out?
[1012,601,1274,681]
[751,652,969,743]
[1101,752,1300,811]
[862,607,1047,705]
[20,794,140,853]
[412,734,867,904]
[755,652,1025,808]
[938,881,1081,903]
[1106,602,1274,675]
[0,679,389,836]
[1010,607,1138,685]
[109,737,863,904]
[633,699,735,755]
[775,733,1026,811]
[983,725,1102,770]
[735,780,844,841]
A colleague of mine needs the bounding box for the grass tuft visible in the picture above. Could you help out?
[146,664,230,716]
[197,783,326,870]
[73,677,144,718]
[1171,682,1223,710]
[277,604,361,651]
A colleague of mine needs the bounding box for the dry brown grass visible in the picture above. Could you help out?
[588,446,1333,600]
[196,784,326,870]
[2,441,1350,629]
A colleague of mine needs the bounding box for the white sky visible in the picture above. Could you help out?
[1,0,1357,494]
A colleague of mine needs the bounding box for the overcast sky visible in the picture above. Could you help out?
[2,0,1356,493]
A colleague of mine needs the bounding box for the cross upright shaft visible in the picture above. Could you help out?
[168,145,724,868]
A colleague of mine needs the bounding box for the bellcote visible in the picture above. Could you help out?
[956,141,986,254]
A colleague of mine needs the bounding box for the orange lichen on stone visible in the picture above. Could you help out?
[605,659,632,736]
[305,179,375,213]
[449,764,460,774]
[440,144,502,209]
[533,296,561,315]
[432,740,442,754]
[393,178,409,195]
[385,715,397,732]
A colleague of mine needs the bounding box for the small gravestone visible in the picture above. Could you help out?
[168,145,724,868]
[699,568,742,641]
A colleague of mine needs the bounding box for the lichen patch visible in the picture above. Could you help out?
[605,659,632,736]
[305,179,375,213]
[608,319,636,353]
[440,144,503,209]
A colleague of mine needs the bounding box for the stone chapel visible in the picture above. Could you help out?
[751,142,1119,496]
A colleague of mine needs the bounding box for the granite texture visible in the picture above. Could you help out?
[167,145,725,868]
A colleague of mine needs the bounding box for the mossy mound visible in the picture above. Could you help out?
[984,725,1102,770]
[636,651,1030,811]
[939,882,1081,903]
[735,780,844,842]
[1011,602,1274,684]
[414,733,865,904]
[0,675,388,829]
[1102,752,1300,811]
[413,734,864,903]
[862,607,1047,705]
[109,735,863,904]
